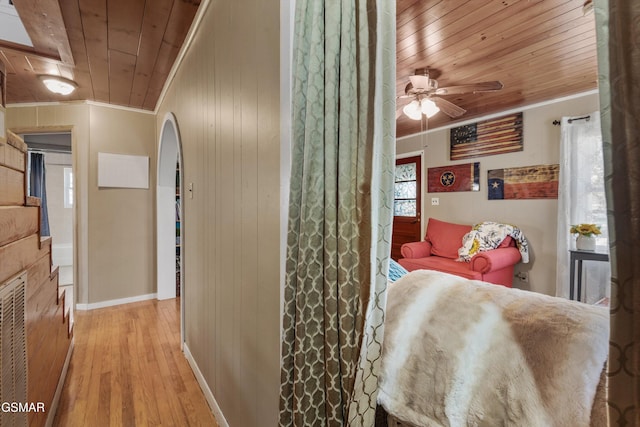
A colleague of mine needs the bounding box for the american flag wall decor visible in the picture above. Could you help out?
[488,164,559,200]
[427,162,480,193]
[450,112,523,160]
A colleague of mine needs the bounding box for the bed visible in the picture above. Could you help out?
[377,269,609,427]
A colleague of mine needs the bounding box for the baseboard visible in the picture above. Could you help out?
[46,338,74,427]
[76,293,157,311]
[183,343,229,427]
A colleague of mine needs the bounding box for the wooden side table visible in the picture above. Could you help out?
[569,249,609,301]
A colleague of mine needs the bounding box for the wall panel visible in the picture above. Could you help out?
[155,0,281,425]
[87,105,156,303]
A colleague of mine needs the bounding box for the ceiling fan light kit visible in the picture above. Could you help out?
[398,68,503,121]
[38,75,77,95]
[402,97,440,121]
[402,100,423,120]
[421,98,440,118]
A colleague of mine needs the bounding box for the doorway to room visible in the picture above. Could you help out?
[391,154,422,260]
[156,113,184,341]
[22,131,75,322]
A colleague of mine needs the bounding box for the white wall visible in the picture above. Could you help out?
[45,151,74,284]
[45,152,73,247]
[396,91,600,296]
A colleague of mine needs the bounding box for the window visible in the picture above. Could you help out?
[556,114,610,303]
[585,155,608,247]
[64,167,73,208]
[394,161,417,217]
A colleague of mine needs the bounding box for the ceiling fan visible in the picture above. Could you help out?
[396,68,503,121]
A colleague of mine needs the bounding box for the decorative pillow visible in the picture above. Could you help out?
[388,259,409,282]
[499,236,514,248]
[425,218,472,260]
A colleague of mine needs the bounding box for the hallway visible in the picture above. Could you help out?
[53,299,218,426]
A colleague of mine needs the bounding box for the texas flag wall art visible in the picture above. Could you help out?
[427,162,480,193]
[488,164,559,200]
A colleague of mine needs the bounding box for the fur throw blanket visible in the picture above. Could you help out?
[378,270,608,427]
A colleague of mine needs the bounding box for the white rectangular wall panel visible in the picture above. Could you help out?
[98,152,149,189]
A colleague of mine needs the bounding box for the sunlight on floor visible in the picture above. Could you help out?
[59,284,73,324]
[58,266,73,286]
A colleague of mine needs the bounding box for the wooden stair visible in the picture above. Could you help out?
[0,130,73,426]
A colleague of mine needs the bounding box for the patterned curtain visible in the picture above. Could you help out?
[594,0,640,424]
[279,1,395,426]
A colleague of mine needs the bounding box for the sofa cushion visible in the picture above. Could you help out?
[499,236,514,248]
[399,256,482,281]
[425,218,472,259]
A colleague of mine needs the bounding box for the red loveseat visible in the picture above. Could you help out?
[398,218,522,287]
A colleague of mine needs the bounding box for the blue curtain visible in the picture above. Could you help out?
[29,152,50,237]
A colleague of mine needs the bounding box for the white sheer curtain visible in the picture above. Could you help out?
[556,112,610,303]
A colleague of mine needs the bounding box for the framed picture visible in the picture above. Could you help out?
[488,164,559,200]
[427,162,480,193]
[450,112,523,160]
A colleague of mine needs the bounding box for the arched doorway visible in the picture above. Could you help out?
[157,113,184,338]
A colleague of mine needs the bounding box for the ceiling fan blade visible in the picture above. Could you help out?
[432,97,466,118]
[434,81,503,96]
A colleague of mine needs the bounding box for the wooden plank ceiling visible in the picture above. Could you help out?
[0,0,200,111]
[396,0,599,137]
[0,0,597,130]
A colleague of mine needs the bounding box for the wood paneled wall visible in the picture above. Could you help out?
[156,0,281,425]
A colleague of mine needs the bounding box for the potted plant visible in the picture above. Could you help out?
[570,223,601,251]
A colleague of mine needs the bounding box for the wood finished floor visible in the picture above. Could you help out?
[53,299,218,426]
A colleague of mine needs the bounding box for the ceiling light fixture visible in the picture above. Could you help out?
[403,96,440,120]
[421,98,440,118]
[38,75,77,95]
[402,99,423,120]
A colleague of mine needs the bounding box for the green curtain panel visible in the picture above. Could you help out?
[279,1,395,426]
[595,0,640,424]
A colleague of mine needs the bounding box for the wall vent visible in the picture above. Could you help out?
[0,272,27,427]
